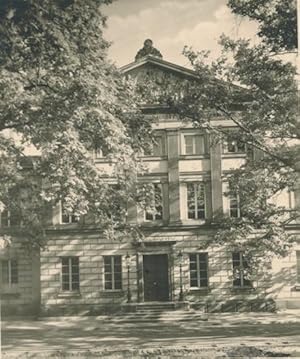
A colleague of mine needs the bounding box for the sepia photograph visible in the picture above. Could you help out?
[0,0,299,357]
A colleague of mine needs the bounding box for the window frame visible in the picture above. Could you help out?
[186,182,206,220]
[103,255,122,291]
[144,183,163,221]
[232,252,251,288]
[189,253,209,289]
[1,259,18,287]
[61,256,80,292]
[229,192,241,218]
[182,133,205,156]
[223,135,246,154]
[60,202,79,224]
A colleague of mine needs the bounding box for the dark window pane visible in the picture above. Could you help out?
[115,281,122,290]
[10,260,18,284]
[200,279,208,287]
[105,281,112,290]
[190,279,198,287]
[233,278,241,287]
[62,281,69,291]
[72,281,80,291]
[2,261,9,284]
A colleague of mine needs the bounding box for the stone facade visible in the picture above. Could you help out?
[1,55,299,316]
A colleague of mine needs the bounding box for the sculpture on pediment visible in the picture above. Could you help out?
[135,39,163,61]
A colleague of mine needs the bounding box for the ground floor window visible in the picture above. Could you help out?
[189,253,208,288]
[232,252,251,287]
[1,259,18,286]
[104,255,122,290]
[61,257,80,291]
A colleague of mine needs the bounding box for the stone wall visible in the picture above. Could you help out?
[0,236,40,316]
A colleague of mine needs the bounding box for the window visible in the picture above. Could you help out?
[94,146,109,159]
[0,210,19,227]
[232,252,251,287]
[229,192,241,218]
[189,253,208,288]
[183,135,205,155]
[297,251,300,283]
[2,259,18,286]
[224,136,246,153]
[187,183,206,219]
[61,202,79,224]
[104,256,122,290]
[145,183,163,221]
[145,136,166,156]
[61,257,80,291]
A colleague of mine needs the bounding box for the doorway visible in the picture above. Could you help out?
[143,254,169,301]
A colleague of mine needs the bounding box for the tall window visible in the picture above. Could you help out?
[187,183,206,219]
[104,256,122,290]
[232,252,251,287]
[189,253,208,288]
[145,183,163,221]
[61,257,80,291]
[297,251,300,283]
[1,259,18,286]
[183,135,205,155]
[61,202,79,224]
[229,192,241,218]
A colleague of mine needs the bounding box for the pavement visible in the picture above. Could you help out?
[1,310,300,357]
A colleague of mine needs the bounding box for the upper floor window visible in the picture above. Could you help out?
[145,183,163,221]
[61,257,80,292]
[229,192,241,218]
[232,252,251,287]
[61,202,79,224]
[2,259,18,286]
[104,255,122,290]
[183,134,205,155]
[187,183,206,219]
[145,135,166,157]
[224,136,246,154]
[189,253,209,288]
[93,146,109,159]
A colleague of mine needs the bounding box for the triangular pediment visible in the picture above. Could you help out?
[120,55,198,81]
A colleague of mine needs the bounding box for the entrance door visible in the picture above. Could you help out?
[143,254,169,301]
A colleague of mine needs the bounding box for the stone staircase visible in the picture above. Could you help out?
[105,302,208,323]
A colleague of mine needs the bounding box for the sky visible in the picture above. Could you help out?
[102,0,259,67]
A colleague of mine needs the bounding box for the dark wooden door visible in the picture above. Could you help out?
[143,254,169,301]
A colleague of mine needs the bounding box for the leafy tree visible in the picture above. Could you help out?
[148,0,299,270]
[228,0,297,52]
[0,0,152,245]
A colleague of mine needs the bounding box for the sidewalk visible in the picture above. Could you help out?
[2,310,300,357]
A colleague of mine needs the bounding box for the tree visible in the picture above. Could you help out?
[149,0,299,269]
[0,0,152,245]
[228,0,297,52]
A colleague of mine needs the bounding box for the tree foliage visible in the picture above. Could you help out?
[228,0,297,52]
[0,0,152,244]
[149,2,299,267]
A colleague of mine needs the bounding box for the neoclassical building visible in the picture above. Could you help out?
[1,43,300,316]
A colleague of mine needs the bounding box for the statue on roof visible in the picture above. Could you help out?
[135,39,163,61]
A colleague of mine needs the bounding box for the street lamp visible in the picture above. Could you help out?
[125,252,132,303]
[178,250,184,301]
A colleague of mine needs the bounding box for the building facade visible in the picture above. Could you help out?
[1,48,300,316]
